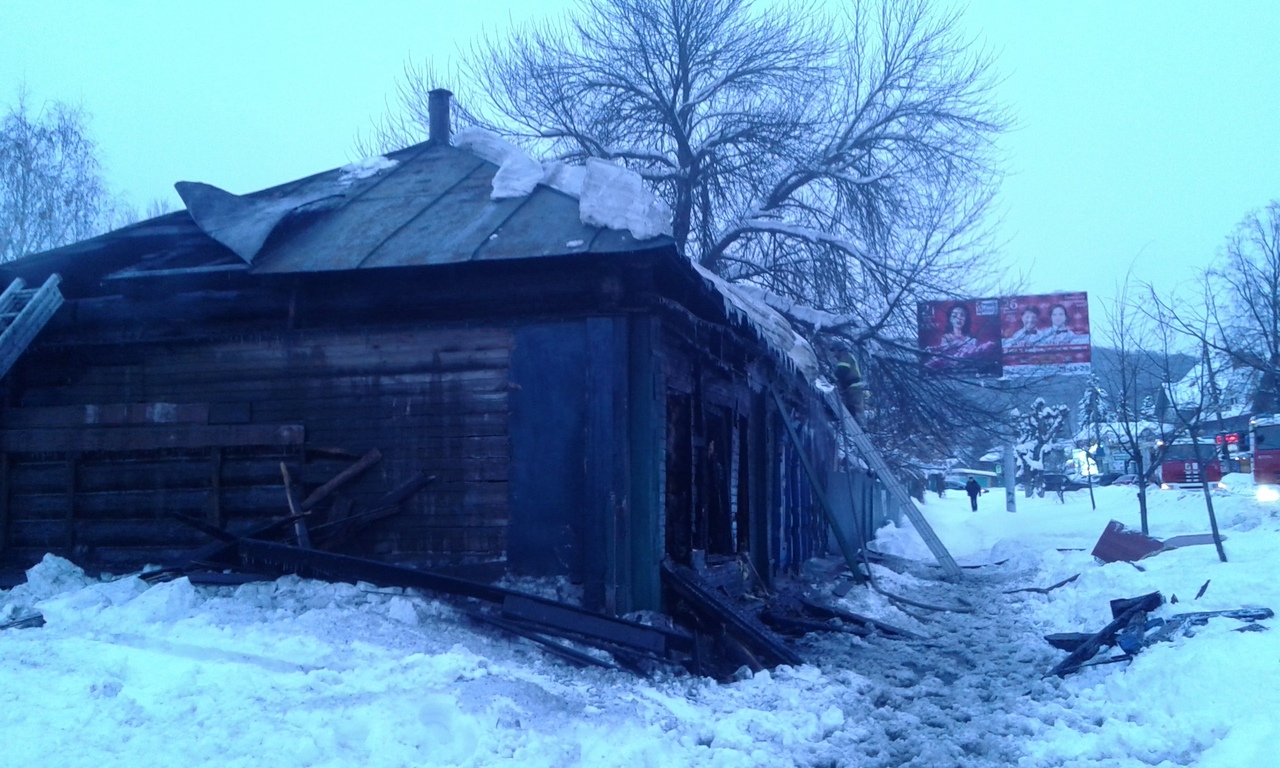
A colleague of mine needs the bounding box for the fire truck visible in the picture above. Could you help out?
[1157,439,1224,490]
[1250,414,1280,486]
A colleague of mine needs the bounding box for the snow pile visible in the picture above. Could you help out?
[576,158,672,241]
[338,155,398,184]
[3,482,1279,766]
[454,127,544,200]
[453,128,672,241]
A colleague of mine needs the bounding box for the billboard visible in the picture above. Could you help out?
[918,292,1091,376]
[999,292,1091,375]
[917,298,1003,376]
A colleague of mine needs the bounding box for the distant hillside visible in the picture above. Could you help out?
[1006,346,1197,435]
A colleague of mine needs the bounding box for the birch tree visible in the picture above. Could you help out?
[0,89,110,262]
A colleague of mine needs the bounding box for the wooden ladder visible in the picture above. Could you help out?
[0,274,64,380]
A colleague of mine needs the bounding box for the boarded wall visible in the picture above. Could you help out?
[1,322,512,571]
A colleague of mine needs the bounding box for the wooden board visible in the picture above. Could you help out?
[0,424,304,454]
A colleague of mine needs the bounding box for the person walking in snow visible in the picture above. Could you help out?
[965,476,981,511]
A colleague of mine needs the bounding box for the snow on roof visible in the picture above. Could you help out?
[727,283,854,332]
[453,128,672,242]
[1170,360,1259,418]
[691,262,822,385]
[1075,420,1168,445]
[338,155,399,184]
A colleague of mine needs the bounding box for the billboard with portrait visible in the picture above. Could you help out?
[999,292,1091,375]
[917,297,1003,376]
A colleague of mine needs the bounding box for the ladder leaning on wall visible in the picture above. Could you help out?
[827,391,963,579]
[0,274,65,380]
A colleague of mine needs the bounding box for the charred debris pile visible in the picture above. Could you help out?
[2,447,932,680]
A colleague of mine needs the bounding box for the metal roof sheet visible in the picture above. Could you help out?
[3,139,675,285]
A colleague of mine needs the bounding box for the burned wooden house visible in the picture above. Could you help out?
[0,94,875,613]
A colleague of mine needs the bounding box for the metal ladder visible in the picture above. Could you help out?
[0,274,64,380]
[826,391,963,579]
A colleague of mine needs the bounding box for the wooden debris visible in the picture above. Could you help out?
[238,539,691,673]
[1142,607,1273,646]
[1194,579,1211,600]
[1173,607,1273,624]
[1043,632,1094,653]
[1047,592,1163,677]
[501,594,670,656]
[1046,595,1273,676]
[760,605,870,638]
[1161,533,1226,551]
[1005,573,1080,595]
[1091,521,1164,563]
[661,558,802,669]
[299,448,382,511]
[465,609,621,671]
[0,612,44,630]
[309,470,435,547]
[280,463,310,548]
[799,594,925,639]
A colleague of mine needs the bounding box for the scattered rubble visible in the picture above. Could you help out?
[1045,590,1273,677]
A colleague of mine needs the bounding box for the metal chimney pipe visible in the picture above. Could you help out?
[428,89,453,145]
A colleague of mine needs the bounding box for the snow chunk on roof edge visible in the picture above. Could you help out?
[691,262,821,384]
[454,128,672,241]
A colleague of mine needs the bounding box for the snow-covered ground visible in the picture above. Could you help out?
[2,477,1277,767]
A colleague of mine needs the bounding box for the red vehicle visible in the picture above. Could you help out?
[1251,415,1280,485]
[1158,439,1223,490]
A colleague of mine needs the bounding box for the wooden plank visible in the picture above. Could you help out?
[0,453,9,554]
[501,594,668,655]
[7,454,306,494]
[8,518,215,548]
[237,539,511,602]
[0,423,304,454]
[300,448,382,511]
[9,486,305,520]
[814,388,963,580]
[661,558,803,668]
[280,463,309,548]
[208,448,223,526]
[1047,592,1163,677]
[63,455,77,554]
[0,402,210,428]
[466,610,622,670]
[769,390,865,581]
[0,278,25,315]
[0,274,63,379]
[799,595,926,639]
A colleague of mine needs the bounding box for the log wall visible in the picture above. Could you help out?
[1,321,512,572]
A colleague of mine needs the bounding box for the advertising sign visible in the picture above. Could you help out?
[917,291,1092,377]
[999,292,1091,375]
[917,298,1003,376]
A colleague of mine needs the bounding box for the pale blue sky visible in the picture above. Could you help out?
[2,1,1277,303]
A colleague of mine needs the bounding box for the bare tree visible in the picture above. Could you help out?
[1075,373,1112,509]
[0,88,110,262]
[1146,296,1228,561]
[1094,278,1188,534]
[375,0,1012,455]
[1164,201,1280,414]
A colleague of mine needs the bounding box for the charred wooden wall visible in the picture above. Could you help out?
[653,302,835,587]
[0,284,515,573]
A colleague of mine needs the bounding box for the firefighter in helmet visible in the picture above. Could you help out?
[832,343,868,423]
